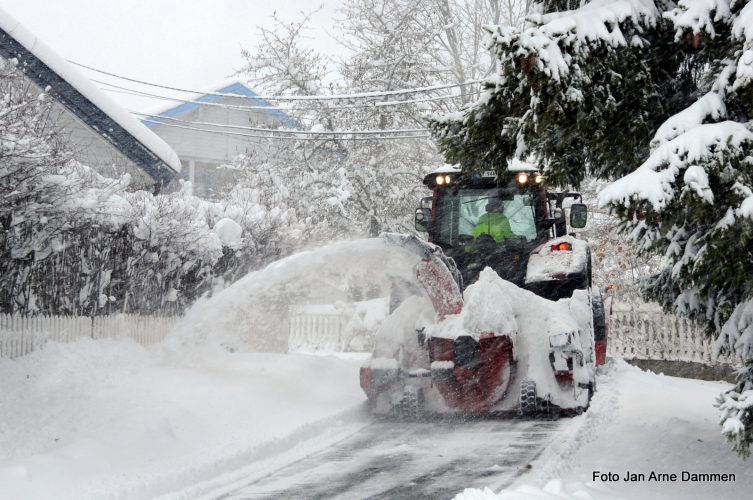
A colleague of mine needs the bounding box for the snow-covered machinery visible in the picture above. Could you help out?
[359,165,608,418]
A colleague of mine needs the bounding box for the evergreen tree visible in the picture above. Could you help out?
[429,0,753,456]
[431,0,695,184]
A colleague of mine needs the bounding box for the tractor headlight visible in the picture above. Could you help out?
[535,173,544,184]
[435,174,452,186]
[517,172,529,185]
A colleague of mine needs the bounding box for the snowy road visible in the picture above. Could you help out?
[217,418,562,500]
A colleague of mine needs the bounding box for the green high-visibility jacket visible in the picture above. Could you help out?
[472,213,513,243]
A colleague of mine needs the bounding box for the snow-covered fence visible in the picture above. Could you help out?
[286,299,737,364]
[288,298,387,352]
[608,307,735,365]
[288,313,347,352]
[91,315,178,345]
[0,314,180,359]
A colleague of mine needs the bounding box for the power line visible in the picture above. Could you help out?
[99,82,303,112]
[140,118,432,142]
[374,93,474,107]
[101,80,475,113]
[70,59,483,102]
[133,111,429,135]
[97,78,478,115]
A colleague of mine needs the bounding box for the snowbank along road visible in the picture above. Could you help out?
[216,418,562,499]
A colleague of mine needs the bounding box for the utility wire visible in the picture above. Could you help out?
[133,111,429,135]
[101,81,476,112]
[101,80,478,114]
[70,59,483,101]
[140,118,432,142]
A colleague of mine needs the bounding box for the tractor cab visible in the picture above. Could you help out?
[414,165,589,297]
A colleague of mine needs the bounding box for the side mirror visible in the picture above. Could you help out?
[570,203,588,228]
[414,207,431,232]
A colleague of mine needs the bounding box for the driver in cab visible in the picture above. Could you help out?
[472,197,513,243]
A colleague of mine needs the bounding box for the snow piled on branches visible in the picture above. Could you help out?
[431,0,675,186]
[488,0,659,83]
[599,121,753,209]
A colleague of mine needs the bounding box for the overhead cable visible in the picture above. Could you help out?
[140,118,432,142]
[134,112,429,135]
[102,82,476,113]
[70,59,483,101]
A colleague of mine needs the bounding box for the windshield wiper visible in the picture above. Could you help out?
[461,195,494,205]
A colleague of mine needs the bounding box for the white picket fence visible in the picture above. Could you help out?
[0,314,180,359]
[288,298,387,353]
[288,303,737,366]
[608,308,736,365]
[4,307,732,366]
[288,313,347,352]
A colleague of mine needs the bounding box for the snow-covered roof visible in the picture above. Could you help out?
[507,158,540,172]
[428,159,540,178]
[0,7,181,183]
[142,81,300,130]
[430,164,462,174]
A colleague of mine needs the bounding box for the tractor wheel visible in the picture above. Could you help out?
[520,379,537,417]
[587,254,593,288]
[540,398,560,420]
[573,380,596,415]
[397,386,423,421]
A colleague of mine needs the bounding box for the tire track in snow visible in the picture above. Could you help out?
[218,418,563,499]
[157,405,371,500]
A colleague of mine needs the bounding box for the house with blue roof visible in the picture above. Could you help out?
[142,81,299,198]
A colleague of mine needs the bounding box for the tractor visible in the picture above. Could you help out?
[359,164,608,418]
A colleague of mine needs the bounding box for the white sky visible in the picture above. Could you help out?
[0,0,340,112]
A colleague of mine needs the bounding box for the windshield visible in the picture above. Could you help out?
[436,188,537,246]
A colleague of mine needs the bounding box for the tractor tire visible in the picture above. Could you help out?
[573,380,596,416]
[540,398,560,420]
[520,379,537,417]
[397,387,423,421]
[587,253,593,288]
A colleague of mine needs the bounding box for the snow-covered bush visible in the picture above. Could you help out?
[717,363,753,458]
[579,179,661,305]
[0,58,85,314]
[1,167,227,316]
[0,64,278,316]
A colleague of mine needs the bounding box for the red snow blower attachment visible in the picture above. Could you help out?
[428,334,514,411]
[359,234,517,414]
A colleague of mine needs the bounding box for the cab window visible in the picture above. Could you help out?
[436,188,536,246]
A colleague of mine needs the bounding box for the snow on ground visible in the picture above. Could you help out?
[456,360,752,500]
[2,235,751,500]
[0,339,368,500]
